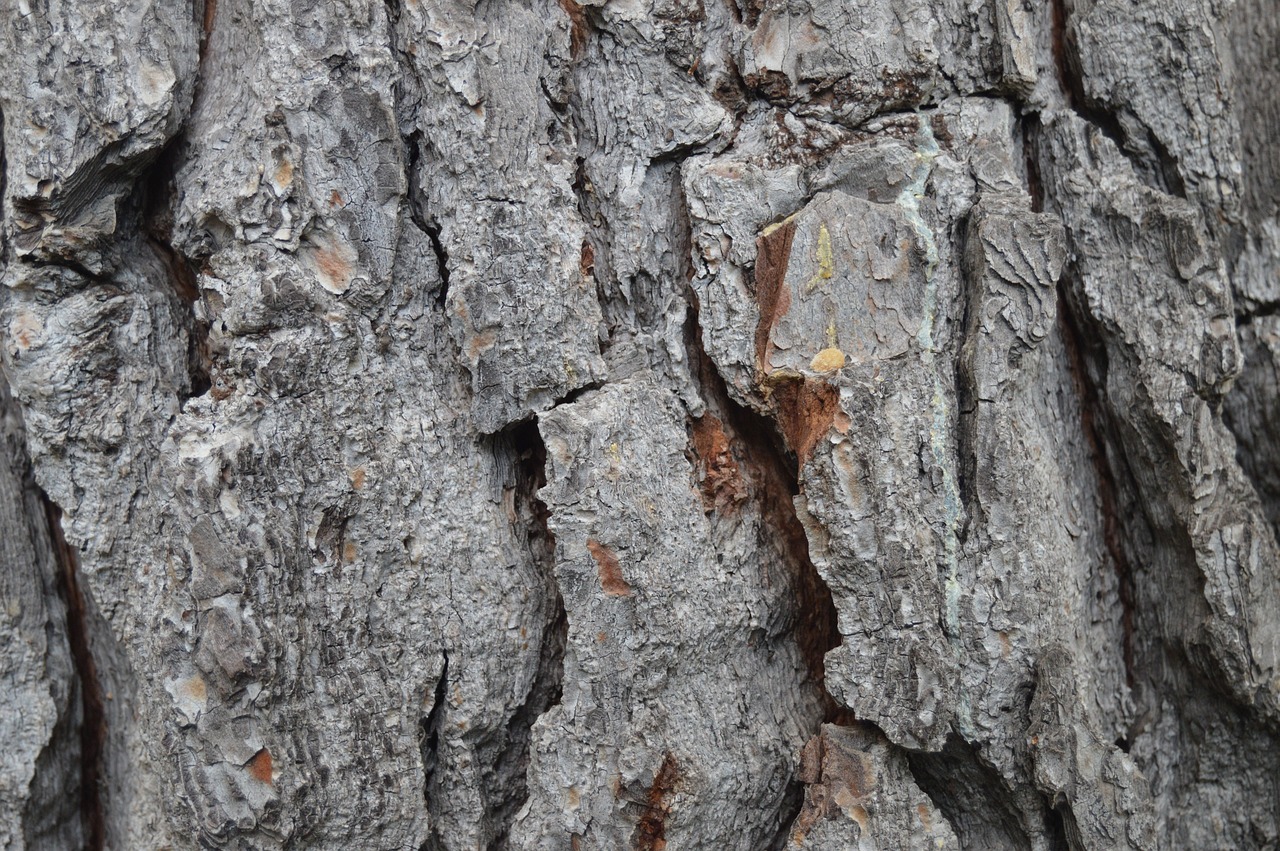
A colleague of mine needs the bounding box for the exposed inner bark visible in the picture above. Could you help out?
[685,289,846,724]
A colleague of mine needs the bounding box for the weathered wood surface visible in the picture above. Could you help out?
[1,0,1278,848]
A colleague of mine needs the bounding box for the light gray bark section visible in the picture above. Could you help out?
[1,0,1279,849]
[0,375,83,851]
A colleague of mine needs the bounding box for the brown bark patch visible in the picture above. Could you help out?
[754,219,797,372]
[559,0,589,58]
[273,159,294,190]
[315,244,352,292]
[632,752,680,851]
[587,539,631,596]
[247,748,273,785]
[580,239,595,281]
[202,0,217,40]
[770,378,841,469]
[688,413,747,514]
[791,726,882,840]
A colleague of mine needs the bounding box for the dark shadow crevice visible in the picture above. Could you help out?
[908,735,1056,851]
[135,139,212,404]
[40,499,106,851]
[399,129,451,312]
[419,652,449,851]
[1055,284,1137,693]
[1048,0,1185,199]
[482,419,568,851]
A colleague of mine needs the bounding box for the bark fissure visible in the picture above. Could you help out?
[684,289,845,721]
[1048,0,1184,199]
[907,736,1044,851]
[487,419,568,851]
[400,129,451,311]
[953,215,980,551]
[1054,285,1137,694]
[41,499,106,851]
[419,651,449,851]
[137,141,212,403]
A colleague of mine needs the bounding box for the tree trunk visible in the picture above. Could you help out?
[1,0,1278,848]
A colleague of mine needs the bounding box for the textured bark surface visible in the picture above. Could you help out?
[1,0,1278,848]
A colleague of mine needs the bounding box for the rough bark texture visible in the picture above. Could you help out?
[1,0,1278,848]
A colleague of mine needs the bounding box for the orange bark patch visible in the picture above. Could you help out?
[182,676,208,704]
[632,752,680,851]
[754,219,797,372]
[8,311,41,351]
[771,378,841,469]
[349,467,366,490]
[247,748,273,785]
[587,539,631,596]
[315,244,352,292]
[688,414,747,514]
[468,328,497,360]
[558,0,589,58]
[273,159,294,190]
[825,742,872,798]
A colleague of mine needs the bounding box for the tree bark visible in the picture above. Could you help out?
[1,0,1278,848]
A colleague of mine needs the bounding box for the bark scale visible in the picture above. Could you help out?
[1,0,1278,848]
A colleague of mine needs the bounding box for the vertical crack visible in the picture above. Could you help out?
[684,288,845,726]
[486,419,567,851]
[1027,51,1143,750]
[41,500,106,851]
[136,140,212,404]
[198,0,218,66]
[685,292,849,851]
[419,651,449,851]
[1047,0,1184,198]
[401,129,450,311]
[1055,286,1137,695]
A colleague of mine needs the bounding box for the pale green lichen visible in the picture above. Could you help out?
[901,117,967,730]
[896,119,941,353]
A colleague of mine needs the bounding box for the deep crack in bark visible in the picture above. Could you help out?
[136,139,212,403]
[683,286,852,850]
[1048,0,1185,199]
[486,419,568,851]
[41,500,106,851]
[419,651,449,851]
[1055,283,1138,696]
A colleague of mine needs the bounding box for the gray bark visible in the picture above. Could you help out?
[0,0,1278,848]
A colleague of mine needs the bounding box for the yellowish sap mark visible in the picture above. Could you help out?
[810,347,846,373]
[806,223,834,292]
[761,212,797,238]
